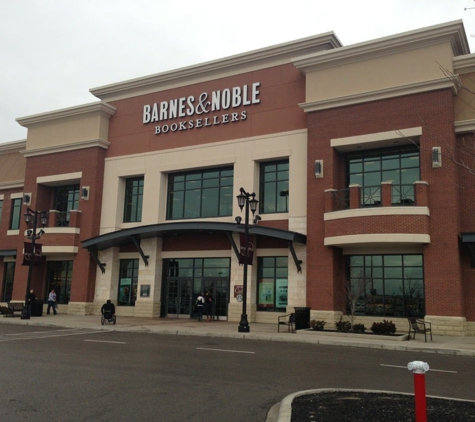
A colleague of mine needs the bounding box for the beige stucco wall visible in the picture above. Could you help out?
[305,43,454,103]
[0,141,26,184]
[100,128,308,232]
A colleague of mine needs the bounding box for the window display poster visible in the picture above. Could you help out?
[276,279,288,308]
[258,279,274,308]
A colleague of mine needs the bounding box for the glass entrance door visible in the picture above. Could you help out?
[166,277,192,318]
[202,277,229,320]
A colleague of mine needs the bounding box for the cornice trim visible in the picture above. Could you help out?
[455,119,475,133]
[16,102,116,127]
[0,140,27,154]
[293,20,468,73]
[299,78,455,113]
[0,180,24,190]
[21,139,110,158]
[89,33,342,101]
[454,53,475,74]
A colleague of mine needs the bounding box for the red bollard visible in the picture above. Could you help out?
[407,361,430,422]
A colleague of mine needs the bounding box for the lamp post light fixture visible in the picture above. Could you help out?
[236,187,259,333]
[22,208,48,319]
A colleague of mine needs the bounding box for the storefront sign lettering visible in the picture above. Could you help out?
[142,82,261,135]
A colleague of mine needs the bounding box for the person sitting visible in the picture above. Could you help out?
[101,299,116,321]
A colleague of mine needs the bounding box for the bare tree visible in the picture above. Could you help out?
[344,271,373,330]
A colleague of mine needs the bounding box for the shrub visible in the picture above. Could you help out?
[352,323,366,333]
[309,320,326,331]
[370,320,396,335]
[335,318,351,332]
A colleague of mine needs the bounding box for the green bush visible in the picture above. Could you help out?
[335,319,351,332]
[370,320,396,335]
[309,320,326,331]
[352,323,366,333]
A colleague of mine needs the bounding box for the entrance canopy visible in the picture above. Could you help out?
[82,221,306,274]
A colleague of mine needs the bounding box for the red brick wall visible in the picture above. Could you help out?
[307,89,466,318]
[10,147,106,303]
[106,64,306,158]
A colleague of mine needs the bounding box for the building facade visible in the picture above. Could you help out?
[2,20,475,335]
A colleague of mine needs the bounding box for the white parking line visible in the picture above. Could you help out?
[0,329,103,342]
[84,339,126,344]
[380,364,457,373]
[197,347,255,354]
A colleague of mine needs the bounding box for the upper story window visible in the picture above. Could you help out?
[167,167,233,220]
[259,160,289,214]
[9,198,22,230]
[54,185,80,227]
[347,146,419,207]
[123,177,144,223]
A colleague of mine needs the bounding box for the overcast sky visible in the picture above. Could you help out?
[1,0,475,144]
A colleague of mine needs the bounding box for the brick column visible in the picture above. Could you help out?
[349,184,361,209]
[381,182,392,207]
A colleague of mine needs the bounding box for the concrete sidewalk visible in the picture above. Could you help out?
[1,312,475,356]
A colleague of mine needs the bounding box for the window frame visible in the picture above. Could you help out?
[257,256,288,312]
[9,198,22,230]
[346,254,425,318]
[123,177,144,223]
[259,160,289,214]
[346,145,420,207]
[166,167,233,220]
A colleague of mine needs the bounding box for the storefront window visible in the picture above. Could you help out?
[260,160,289,213]
[46,261,73,304]
[123,177,144,223]
[166,167,233,220]
[347,254,424,317]
[257,257,288,311]
[2,262,15,302]
[118,259,139,306]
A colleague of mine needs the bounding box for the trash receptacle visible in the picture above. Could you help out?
[294,307,310,330]
[31,299,43,317]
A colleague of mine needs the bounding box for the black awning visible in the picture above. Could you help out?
[82,221,306,273]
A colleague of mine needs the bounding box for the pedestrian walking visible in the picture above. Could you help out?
[196,293,204,321]
[205,292,213,321]
[25,289,36,316]
[47,289,57,315]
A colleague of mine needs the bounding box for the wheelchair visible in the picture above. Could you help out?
[101,310,116,325]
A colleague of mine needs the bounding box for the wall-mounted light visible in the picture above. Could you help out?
[235,216,242,225]
[315,160,323,178]
[432,147,442,168]
[253,215,262,225]
[81,186,90,200]
[23,193,31,206]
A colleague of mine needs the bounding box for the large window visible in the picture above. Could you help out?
[118,259,139,306]
[167,167,233,220]
[260,160,289,213]
[54,184,80,227]
[1,262,15,302]
[348,254,424,318]
[257,257,288,312]
[347,146,420,206]
[9,198,22,230]
[46,261,73,304]
[123,177,144,223]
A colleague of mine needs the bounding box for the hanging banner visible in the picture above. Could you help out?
[238,233,254,265]
[22,242,42,266]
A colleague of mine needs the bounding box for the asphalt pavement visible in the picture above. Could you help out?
[2,312,475,422]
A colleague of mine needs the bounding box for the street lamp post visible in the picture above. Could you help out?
[236,187,259,333]
[21,208,48,319]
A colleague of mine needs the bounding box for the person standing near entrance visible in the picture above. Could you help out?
[196,293,204,321]
[205,292,213,321]
[47,289,57,315]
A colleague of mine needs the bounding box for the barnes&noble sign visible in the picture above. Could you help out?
[142,82,261,135]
